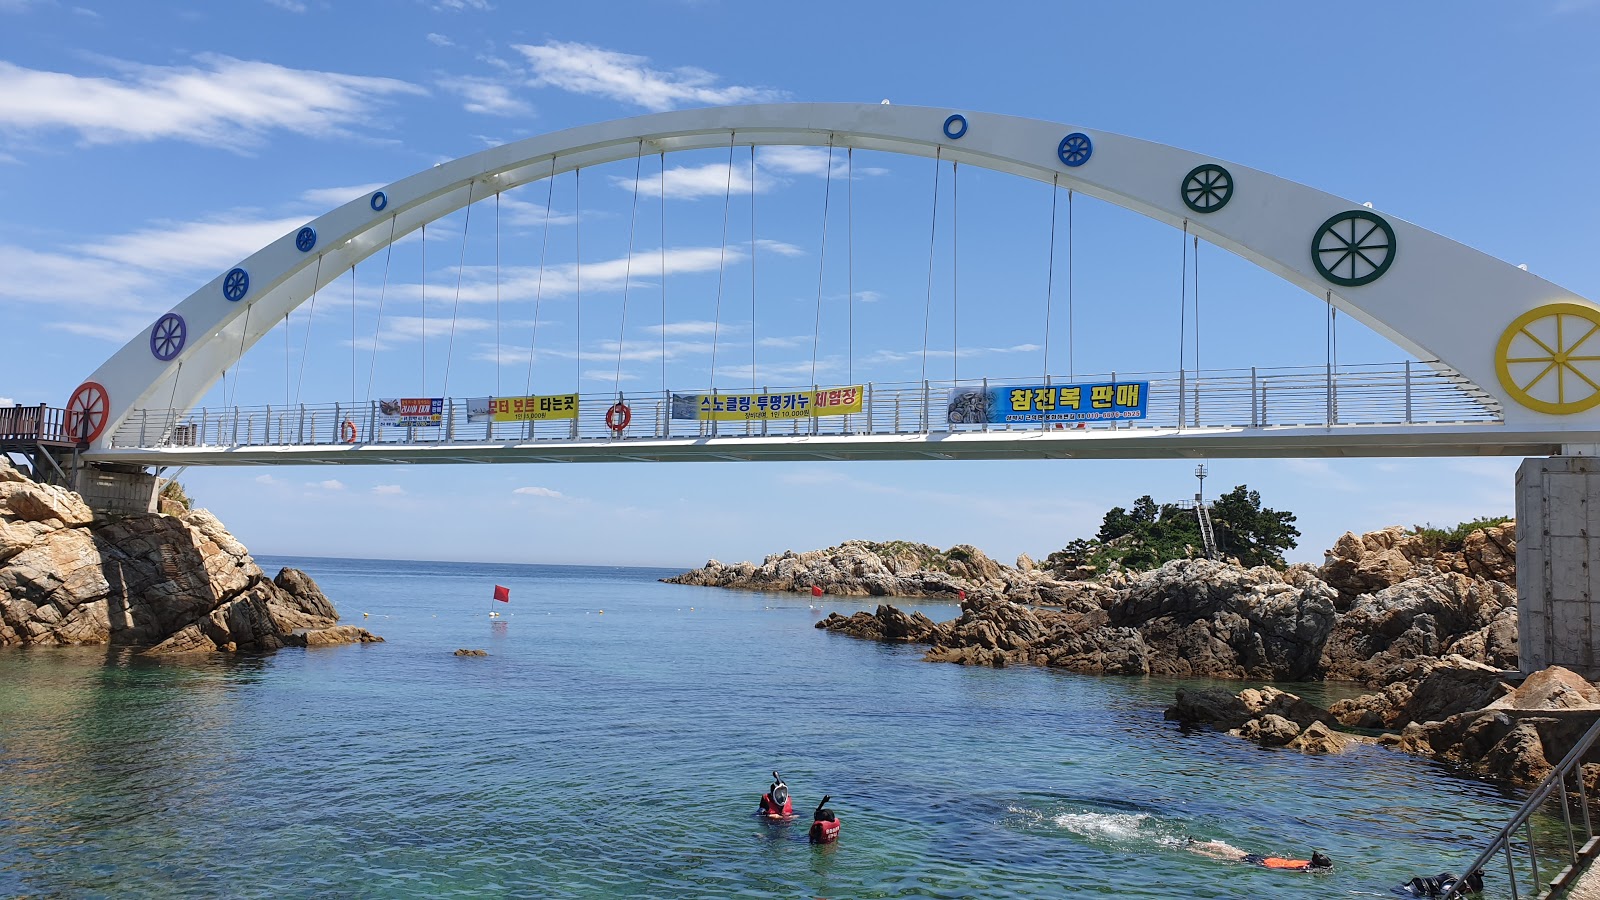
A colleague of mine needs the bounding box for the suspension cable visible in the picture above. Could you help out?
[494,192,501,395]
[350,263,357,406]
[574,167,582,391]
[810,135,835,386]
[364,215,398,405]
[294,253,323,406]
[1068,189,1075,380]
[614,141,643,396]
[441,181,476,397]
[708,133,735,390]
[660,151,667,394]
[420,221,426,395]
[1178,219,1189,423]
[750,144,757,390]
[524,157,555,396]
[920,147,943,386]
[227,303,251,408]
[1043,175,1058,379]
[1193,234,1201,382]
[952,160,959,383]
[283,307,290,406]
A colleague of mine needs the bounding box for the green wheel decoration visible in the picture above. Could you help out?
[1312,210,1396,287]
[1181,164,1233,213]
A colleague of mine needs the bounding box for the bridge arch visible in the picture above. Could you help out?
[77,102,1599,448]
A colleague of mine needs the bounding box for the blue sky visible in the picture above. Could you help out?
[2,0,1597,567]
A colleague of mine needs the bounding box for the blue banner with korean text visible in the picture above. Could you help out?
[946,381,1148,424]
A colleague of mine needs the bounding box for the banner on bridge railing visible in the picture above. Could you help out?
[465,394,579,423]
[671,386,864,421]
[946,381,1148,424]
[377,398,443,427]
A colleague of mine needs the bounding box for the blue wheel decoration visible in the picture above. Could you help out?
[370,190,388,211]
[295,225,317,252]
[943,114,968,140]
[1058,132,1093,167]
[222,267,249,302]
[150,313,186,361]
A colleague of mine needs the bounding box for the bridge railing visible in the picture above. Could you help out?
[0,404,74,446]
[108,360,1500,450]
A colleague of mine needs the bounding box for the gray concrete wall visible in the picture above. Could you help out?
[74,463,158,518]
[1518,456,1600,676]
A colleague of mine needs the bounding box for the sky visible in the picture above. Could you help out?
[3,0,1599,568]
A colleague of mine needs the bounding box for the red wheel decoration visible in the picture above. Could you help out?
[605,402,632,433]
[67,381,110,443]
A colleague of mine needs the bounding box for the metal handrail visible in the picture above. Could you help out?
[1442,713,1600,899]
[106,360,1502,451]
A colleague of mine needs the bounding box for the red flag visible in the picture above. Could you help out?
[811,585,823,597]
[493,585,510,603]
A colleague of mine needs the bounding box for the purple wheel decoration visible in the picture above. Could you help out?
[295,226,317,252]
[150,313,186,361]
[222,267,249,302]
[370,190,388,211]
[1058,132,1093,167]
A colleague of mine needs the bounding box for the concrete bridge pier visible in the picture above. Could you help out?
[1518,454,1600,677]
[73,462,161,517]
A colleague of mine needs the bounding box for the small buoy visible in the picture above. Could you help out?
[598,610,604,615]
[362,612,369,618]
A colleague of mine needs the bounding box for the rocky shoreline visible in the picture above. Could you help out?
[0,458,380,653]
[662,523,1596,786]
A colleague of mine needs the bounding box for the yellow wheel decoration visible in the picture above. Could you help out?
[1496,302,1600,415]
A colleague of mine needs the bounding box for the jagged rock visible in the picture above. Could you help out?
[1487,665,1600,711]
[1164,687,1253,730]
[1331,656,1509,729]
[1320,527,1422,608]
[1322,573,1515,685]
[1287,721,1351,754]
[1457,523,1516,584]
[1109,559,1337,681]
[1238,714,1301,747]
[0,459,376,653]
[455,648,488,656]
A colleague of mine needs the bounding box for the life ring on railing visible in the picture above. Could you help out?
[604,402,632,433]
[341,419,358,443]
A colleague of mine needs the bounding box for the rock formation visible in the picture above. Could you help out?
[0,458,380,653]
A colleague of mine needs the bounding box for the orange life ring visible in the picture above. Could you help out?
[341,419,358,443]
[605,402,632,432]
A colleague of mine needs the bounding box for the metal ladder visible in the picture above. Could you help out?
[1195,504,1220,561]
[1442,713,1600,899]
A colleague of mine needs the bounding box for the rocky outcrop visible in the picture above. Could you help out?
[1320,523,1516,609]
[0,458,379,654]
[665,540,1111,605]
[817,559,1336,680]
[1166,685,1355,751]
[1322,573,1517,685]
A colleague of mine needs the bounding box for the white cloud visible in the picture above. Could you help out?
[854,290,883,303]
[426,32,454,46]
[84,215,310,274]
[308,479,346,491]
[618,161,757,200]
[254,473,281,485]
[434,0,491,9]
[440,75,532,117]
[647,320,721,336]
[265,0,307,11]
[515,41,782,112]
[513,485,563,498]
[0,55,424,149]
[0,397,13,406]
[301,182,389,208]
[372,484,406,495]
[756,239,803,257]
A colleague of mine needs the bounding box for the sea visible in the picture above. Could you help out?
[0,557,1561,898]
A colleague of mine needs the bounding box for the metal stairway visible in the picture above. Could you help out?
[1196,503,1220,561]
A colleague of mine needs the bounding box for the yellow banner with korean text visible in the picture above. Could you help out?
[466,394,579,423]
[670,386,865,421]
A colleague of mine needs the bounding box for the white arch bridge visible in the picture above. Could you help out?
[45,103,1600,466]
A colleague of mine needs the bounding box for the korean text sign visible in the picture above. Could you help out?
[377,398,443,427]
[671,386,865,421]
[466,394,579,423]
[946,381,1148,424]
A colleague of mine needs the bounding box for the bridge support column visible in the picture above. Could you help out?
[1517,456,1600,677]
[74,463,160,517]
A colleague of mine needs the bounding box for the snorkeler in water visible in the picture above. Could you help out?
[1186,838,1332,872]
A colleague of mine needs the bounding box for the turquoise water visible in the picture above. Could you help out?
[0,557,1548,898]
